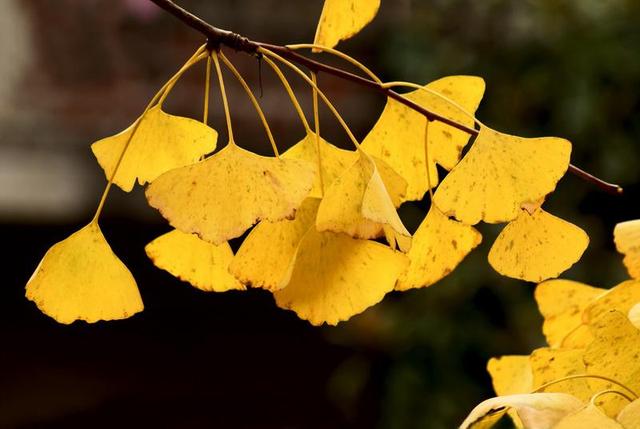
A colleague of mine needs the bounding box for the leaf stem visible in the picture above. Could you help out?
[261,55,311,133]
[211,51,235,145]
[203,55,212,125]
[218,51,279,157]
[311,72,325,196]
[286,44,382,84]
[590,389,634,406]
[260,47,361,152]
[532,374,638,399]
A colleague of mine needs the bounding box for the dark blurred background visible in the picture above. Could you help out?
[1,1,639,428]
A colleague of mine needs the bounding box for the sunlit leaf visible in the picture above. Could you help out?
[145,229,244,292]
[230,198,320,291]
[92,105,217,192]
[146,143,315,245]
[313,0,380,49]
[629,303,640,330]
[489,209,589,282]
[396,206,481,291]
[25,223,143,324]
[554,403,623,429]
[316,150,410,247]
[614,220,640,279]
[534,279,604,348]
[434,127,571,224]
[617,398,640,429]
[459,393,583,429]
[362,76,485,201]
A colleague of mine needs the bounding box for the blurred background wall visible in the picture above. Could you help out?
[1,1,639,428]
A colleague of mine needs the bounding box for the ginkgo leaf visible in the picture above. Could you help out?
[459,393,583,429]
[316,150,410,246]
[146,143,315,245]
[362,76,485,201]
[273,226,409,326]
[313,0,380,50]
[584,311,640,417]
[92,105,218,192]
[554,403,623,429]
[488,209,589,282]
[534,279,604,348]
[487,355,533,395]
[617,398,640,429]
[395,206,481,291]
[145,229,244,292]
[283,132,407,205]
[433,127,571,225]
[230,198,320,291]
[584,279,640,324]
[530,348,592,403]
[25,223,143,324]
[614,220,640,279]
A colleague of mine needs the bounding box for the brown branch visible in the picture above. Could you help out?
[148,0,623,195]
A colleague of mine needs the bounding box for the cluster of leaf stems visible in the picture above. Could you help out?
[149,0,622,196]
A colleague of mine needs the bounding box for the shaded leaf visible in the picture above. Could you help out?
[145,229,244,292]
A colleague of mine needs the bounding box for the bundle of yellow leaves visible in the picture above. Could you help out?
[461,220,640,428]
[24,0,592,326]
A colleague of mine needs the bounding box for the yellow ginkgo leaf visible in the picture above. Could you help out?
[534,279,604,348]
[146,143,315,245]
[530,348,592,403]
[362,76,485,201]
[488,209,589,282]
[617,398,640,429]
[313,0,380,49]
[554,403,623,429]
[25,223,143,324]
[92,105,218,192]
[487,355,533,395]
[273,227,409,326]
[614,220,640,279]
[433,127,571,225]
[230,198,320,291]
[584,311,640,417]
[584,280,640,324]
[395,206,481,291]
[283,132,407,206]
[145,229,244,292]
[316,150,410,246]
[459,393,583,429]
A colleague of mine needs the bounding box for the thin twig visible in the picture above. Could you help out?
[149,0,623,195]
